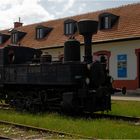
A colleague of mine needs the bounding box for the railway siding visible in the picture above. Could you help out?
[0,120,92,139]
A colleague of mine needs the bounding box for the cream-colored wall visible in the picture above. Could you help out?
[92,40,140,80]
[41,40,140,81]
[42,48,64,61]
[42,46,84,61]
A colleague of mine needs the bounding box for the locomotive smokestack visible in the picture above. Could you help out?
[77,19,98,63]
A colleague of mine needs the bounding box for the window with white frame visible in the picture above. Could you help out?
[104,16,110,29]
[99,13,119,30]
[36,26,53,40]
[11,32,18,44]
[64,19,77,35]
[36,28,44,39]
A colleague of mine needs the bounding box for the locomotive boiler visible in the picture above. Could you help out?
[0,19,119,113]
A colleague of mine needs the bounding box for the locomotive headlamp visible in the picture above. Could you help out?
[85,77,90,85]
[87,64,91,70]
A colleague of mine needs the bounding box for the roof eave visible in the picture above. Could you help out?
[92,36,140,45]
[37,36,140,50]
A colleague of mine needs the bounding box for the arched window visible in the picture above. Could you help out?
[58,53,64,62]
[93,50,111,69]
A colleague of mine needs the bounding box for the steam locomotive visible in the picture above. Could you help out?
[0,20,122,113]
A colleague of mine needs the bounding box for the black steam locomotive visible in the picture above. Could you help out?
[0,20,119,113]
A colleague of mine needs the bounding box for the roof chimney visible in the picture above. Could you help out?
[14,17,23,28]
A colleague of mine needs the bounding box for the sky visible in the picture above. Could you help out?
[0,0,139,30]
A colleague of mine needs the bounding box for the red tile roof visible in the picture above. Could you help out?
[0,3,140,49]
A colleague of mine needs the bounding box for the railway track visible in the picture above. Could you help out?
[90,113,140,123]
[0,135,12,139]
[0,104,9,107]
[0,120,92,139]
[0,104,10,110]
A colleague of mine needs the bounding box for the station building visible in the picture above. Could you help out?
[0,3,140,90]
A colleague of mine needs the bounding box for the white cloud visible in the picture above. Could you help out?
[0,0,54,29]
[0,0,138,30]
[47,0,65,2]
[77,3,87,14]
[51,0,76,17]
[63,0,75,12]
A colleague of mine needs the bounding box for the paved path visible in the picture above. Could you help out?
[111,96,140,101]
[111,90,140,101]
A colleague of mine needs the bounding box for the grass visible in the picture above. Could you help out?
[0,100,5,104]
[0,110,140,139]
[109,100,140,117]
[0,100,140,138]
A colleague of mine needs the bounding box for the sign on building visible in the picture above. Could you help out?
[117,54,127,78]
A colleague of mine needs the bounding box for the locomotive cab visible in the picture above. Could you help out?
[0,45,42,65]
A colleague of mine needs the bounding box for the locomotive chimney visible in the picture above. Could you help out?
[77,19,98,63]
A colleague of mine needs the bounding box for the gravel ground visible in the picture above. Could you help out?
[0,124,74,140]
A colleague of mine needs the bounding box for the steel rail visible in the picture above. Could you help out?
[0,104,11,110]
[0,135,12,140]
[0,120,93,139]
[0,104,9,107]
[92,113,140,122]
